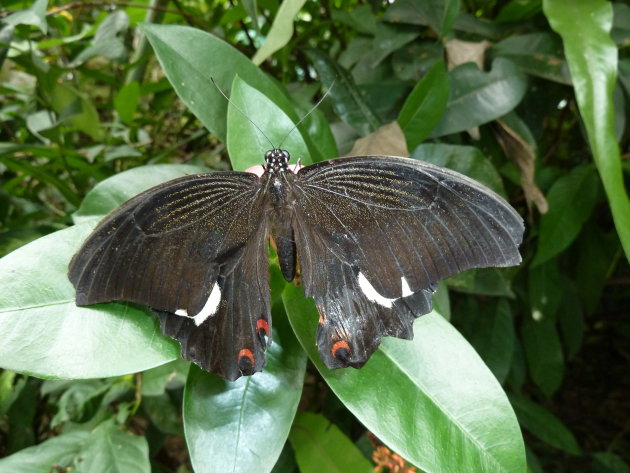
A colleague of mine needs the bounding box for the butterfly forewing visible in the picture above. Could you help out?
[291,156,523,368]
[69,172,273,380]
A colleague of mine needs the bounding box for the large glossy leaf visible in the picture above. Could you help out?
[0,165,216,378]
[532,164,599,267]
[304,48,381,136]
[252,0,307,65]
[544,0,630,263]
[282,285,526,473]
[430,58,527,137]
[397,60,449,150]
[289,412,372,473]
[227,76,311,171]
[0,223,178,379]
[182,309,306,473]
[140,24,295,142]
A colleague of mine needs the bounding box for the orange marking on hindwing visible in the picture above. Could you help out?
[256,319,269,335]
[331,340,350,359]
[238,348,255,365]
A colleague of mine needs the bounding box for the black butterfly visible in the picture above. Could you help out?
[69,150,524,381]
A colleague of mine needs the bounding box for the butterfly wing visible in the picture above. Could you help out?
[69,172,272,380]
[292,156,524,369]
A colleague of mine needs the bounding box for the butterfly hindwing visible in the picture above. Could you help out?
[292,156,523,369]
[69,172,272,379]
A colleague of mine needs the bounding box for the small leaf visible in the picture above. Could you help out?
[114,81,140,124]
[491,33,571,84]
[252,0,307,65]
[77,421,150,473]
[532,164,599,267]
[522,316,564,397]
[289,412,372,473]
[430,58,527,137]
[348,121,408,157]
[3,0,48,33]
[509,394,581,455]
[398,60,449,149]
[383,0,461,38]
[304,48,381,135]
[0,431,90,472]
[370,23,419,68]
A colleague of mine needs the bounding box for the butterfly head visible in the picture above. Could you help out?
[265,149,290,174]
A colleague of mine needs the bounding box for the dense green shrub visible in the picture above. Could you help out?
[0,0,628,472]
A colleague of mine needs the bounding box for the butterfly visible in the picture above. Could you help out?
[69,149,524,381]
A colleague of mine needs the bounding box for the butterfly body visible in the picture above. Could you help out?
[69,151,524,380]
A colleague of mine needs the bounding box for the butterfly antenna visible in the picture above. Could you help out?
[210,77,276,150]
[277,78,337,149]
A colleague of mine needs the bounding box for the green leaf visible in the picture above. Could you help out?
[430,58,527,137]
[491,33,571,85]
[227,76,311,171]
[592,452,630,473]
[397,60,449,150]
[252,0,307,65]
[496,0,542,23]
[141,24,295,142]
[289,412,372,473]
[49,82,103,141]
[304,48,381,135]
[140,360,189,396]
[0,223,178,379]
[114,81,140,124]
[370,23,420,68]
[283,285,526,473]
[521,316,564,397]
[72,164,208,224]
[509,394,581,455]
[532,164,599,266]
[331,5,377,35]
[3,0,48,33]
[544,0,630,263]
[183,313,306,473]
[446,267,516,297]
[0,430,90,472]
[0,166,213,378]
[77,420,150,473]
[411,143,506,195]
[383,0,461,38]
[528,260,562,322]
[392,41,443,82]
[467,299,516,384]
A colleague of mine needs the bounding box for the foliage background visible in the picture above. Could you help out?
[0,0,629,472]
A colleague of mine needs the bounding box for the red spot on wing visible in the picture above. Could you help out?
[238,348,255,365]
[331,340,350,359]
[256,319,269,335]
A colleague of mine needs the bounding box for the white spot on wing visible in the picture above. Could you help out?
[174,282,222,326]
[358,272,395,308]
[401,277,413,297]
